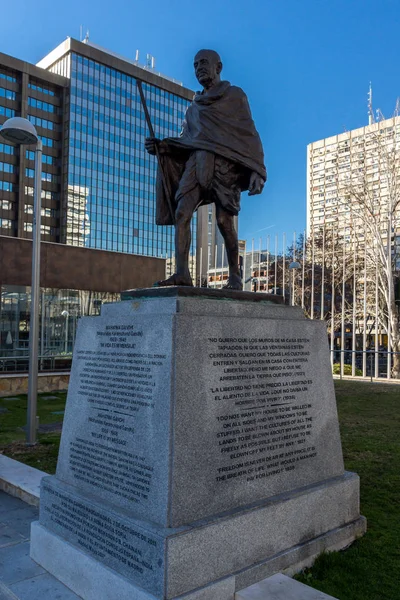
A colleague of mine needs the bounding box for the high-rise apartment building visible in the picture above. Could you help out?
[307,116,400,241]
[306,115,400,371]
[37,37,197,261]
[0,52,68,242]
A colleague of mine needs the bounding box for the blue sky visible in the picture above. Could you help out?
[2,0,399,247]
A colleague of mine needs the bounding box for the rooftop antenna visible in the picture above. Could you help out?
[80,25,83,42]
[135,49,139,63]
[394,98,400,117]
[84,29,90,43]
[368,82,374,125]
[376,108,385,122]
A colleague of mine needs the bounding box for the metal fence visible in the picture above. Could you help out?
[193,229,400,382]
[331,348,400,381]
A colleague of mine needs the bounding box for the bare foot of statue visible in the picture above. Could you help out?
[223,274,243,290]
[154,273,194,287]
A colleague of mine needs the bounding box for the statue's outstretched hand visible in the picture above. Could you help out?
[145,137,161,155]
[248,172,265,196]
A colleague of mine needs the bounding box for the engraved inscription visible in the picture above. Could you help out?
[42,483,161,578]
[207,336,317,483]
[69,438,153,503]
[66,323,168,505]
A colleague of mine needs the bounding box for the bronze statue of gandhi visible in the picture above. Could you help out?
[145,49,266,290]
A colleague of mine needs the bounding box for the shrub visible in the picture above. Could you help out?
[332,363,362,376]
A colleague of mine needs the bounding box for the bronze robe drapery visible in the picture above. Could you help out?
[155,81,266,225]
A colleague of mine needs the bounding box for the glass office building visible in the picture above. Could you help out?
[37,38,197,267]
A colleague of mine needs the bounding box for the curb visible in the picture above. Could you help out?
[0,454,44,506]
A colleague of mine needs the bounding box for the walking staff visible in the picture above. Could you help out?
[136,79,175,224]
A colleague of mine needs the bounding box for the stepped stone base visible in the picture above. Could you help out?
[31,472,366,600]
[31,517,366,600]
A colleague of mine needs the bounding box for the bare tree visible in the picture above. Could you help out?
[341,121,400,377]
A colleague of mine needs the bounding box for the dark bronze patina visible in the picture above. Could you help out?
[145,50,266,290]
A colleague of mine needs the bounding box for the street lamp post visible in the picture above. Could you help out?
[0,118,42,445]
[61,310,69,354]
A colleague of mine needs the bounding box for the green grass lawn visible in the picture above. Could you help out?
[296,381,400,600]
[0,381,399,599]
[0,391,66,473]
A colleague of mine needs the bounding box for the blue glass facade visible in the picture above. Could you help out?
[49,48,196,268]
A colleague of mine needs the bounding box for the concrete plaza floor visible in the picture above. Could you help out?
[0,491,79,600]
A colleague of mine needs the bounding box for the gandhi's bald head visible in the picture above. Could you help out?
[194,49,222,90]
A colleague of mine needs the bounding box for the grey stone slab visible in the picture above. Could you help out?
[31,522,235,600]
[236,573,337,599]
[0,408,9,414]
[0,492,26,516]
[0,541,45,585]
[38,477,169,598]
[40,395,60,400]
[9,573,81,600]
[170,313,344,526]
[51,410,65,415]
[0,456,44,507]
[176,578,235,600]
[108,293,300,321]
[55,312,174,526]
[0,524,25,548]
[4,506,38,538]
[121,286,284,305]
[235,517,367,591]
[0,581,19,600]
[165,472,359,598]
[35,472,359,599]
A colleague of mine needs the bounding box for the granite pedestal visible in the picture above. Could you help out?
[30,288,366,600]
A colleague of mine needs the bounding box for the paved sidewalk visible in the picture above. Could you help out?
[0,491,79,600]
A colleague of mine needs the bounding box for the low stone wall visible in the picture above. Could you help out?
[0,372,70,397]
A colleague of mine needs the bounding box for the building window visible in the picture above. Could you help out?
[41,172,54,182]
[28,115,57,131]
[0,218,12,229]
[0,106,15,118]
[26,150,55,165]
[26,168,55,183]
[0,162,15,173]
[28,97,56,113]
[0,143,14,155]
[0,181,14,191]
[39,136,54,148]
[28,82,55,96]
[0,72,17,83]
[25,186,59,200]
[0,88,16,100]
